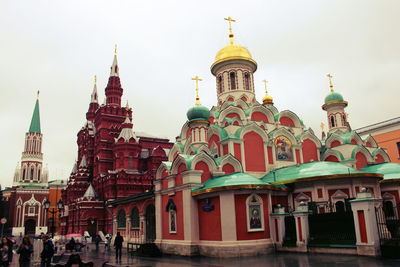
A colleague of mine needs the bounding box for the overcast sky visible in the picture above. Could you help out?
[1,0,399,188]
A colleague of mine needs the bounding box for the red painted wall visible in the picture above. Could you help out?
[195,161,212,183]
[297,217,302,242]
[226,113,240,119]
[355,152,368,170]
[223,144,229,156]
[325,155,339,162]
[198,197,222,241]
[208,135,221,156]
[330,140,341,148]
[351,139,357,145]
[222,164,235,174]
[175,163,186,186]
[244,132,266,172]
[279,117,295,127]
[271,195,288,211]
[296,149,301,164]
[234,194,270,240]
[234,143,241,162]
[373,128,400,163]
[302,139,318,163]
[375,154,385,163]
[267,146,273,164]
[251,112,269,123]
[357,210,368,243]
[328,189,349,199]
[162,192,184,240]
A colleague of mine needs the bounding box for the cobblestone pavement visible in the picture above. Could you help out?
[9,242,400,267]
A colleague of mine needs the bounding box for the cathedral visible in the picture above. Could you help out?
[60,49,173,237]
[58,18,400,258]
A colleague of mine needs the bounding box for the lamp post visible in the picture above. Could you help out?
[44,199,64,238]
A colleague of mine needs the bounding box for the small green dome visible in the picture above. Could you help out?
[325,91,344,104]
[187,104,210,121]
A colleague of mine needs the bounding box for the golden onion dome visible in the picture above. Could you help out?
[262,94,273,104]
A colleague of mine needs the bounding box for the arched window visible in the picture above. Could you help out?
[330,116,335,127]
[37,169,40,180]
[342,114,346,126]
[129,156,133,169]
[335,201,345,213]
[246,194,264,231]
[244,72,250,90]
[230,72,236,90]
[166,199,177,234]
[33,139,36,153]
[130,207,139,228]
[30,169,34,180]
[218,76,223,93]
[22,169,26,180]
[117,209,126,228]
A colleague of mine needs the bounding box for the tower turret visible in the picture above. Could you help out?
[211,17,257,106]
[322,74,349,132]
[105,45,123,107]
[20,92,44,183]
[86,75,99,121]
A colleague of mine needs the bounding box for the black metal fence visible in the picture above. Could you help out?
[375,206,400,258]
[282,216,296,247]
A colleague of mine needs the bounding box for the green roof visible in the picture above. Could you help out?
[361,163,400,181]
[324,91,344,104]
[29,99,41,133]
[262,161,364,184]
[187,104,210,122]
[192,172,285,195]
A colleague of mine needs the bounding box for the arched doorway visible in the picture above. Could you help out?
[87,219,97,237]
[145,205,155,242]
[25,219,36,235]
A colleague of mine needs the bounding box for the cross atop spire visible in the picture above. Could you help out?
[262,79,273,104]
[37,90,40,99]
[327,73,334,92]
[224,16,236,44]
[115,44,117,55]
[110,45,119,77]
[91,75,98,103]
[29,93,41,134]
[192,75,203,105]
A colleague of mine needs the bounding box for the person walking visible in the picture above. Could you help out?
[40,235,54,267]
[94,235,101,252]
[16,236,33,267]
[114,232,123,263]
[0,237,13,267]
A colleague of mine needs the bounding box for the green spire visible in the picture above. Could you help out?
[29,95,41,134]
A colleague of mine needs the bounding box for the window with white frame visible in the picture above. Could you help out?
[166,199,177,234]
[246,194,264,232]
[28,206,35,216]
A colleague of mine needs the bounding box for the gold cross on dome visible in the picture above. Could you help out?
[37,90,40,99]
[327,73,334,92]
[94,75,97,85]
[192,75,203,105]
[224,16,236,33]
[320,122,325,132]
[115,44,117,55]
[262,79,268,94]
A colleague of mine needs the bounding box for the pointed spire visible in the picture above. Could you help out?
[29,91,41,133]
[224,16,236,45]
[83,184,97,200]
[91,75,98,103]
[110,44,119,77]
[321,122,326,140]
[79,155,87,168]
[191,75,203,105]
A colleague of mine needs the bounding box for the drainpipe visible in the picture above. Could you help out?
[105,202,114,236]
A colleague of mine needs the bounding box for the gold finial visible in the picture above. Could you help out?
[345,112,348,123]
[320,122,325,132]
[327,73,334,92]
[94,75,97,85]
[192,75,203,105]
[114,44,117,55]
[37,90,40,99]
[224,16,236,44]
[262,79,273,104]
[126,100,130,111]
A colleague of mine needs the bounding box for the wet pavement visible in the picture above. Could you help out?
[10,242,400,267]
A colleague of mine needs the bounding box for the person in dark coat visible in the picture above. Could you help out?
[16,236,33,267]
[0,237,13,267]
[40,235,54,267]
[68,238,75,251]
[114,232,123,262]
[94,235,101,252]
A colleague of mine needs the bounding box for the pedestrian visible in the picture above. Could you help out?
[114,232,123,263]
[0,237,13,267]
[82,237,87,252]
[40,235,54,267]
[94,235,101,252]
[68,238,75,252]
[16,236,33,267]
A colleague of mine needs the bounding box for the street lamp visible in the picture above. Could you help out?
[44,199,64,238]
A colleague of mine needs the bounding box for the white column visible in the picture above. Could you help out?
[293,202,310,251]
[350,189,381,256]
[182,188,199,242]
[219,192,237,241]
[140,215,146,243]
[270,205,286,246]
[155,192,162,242]
[125,215,131,241]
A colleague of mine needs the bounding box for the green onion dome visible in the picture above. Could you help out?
[187,104,210,122]
[325,91,344,104]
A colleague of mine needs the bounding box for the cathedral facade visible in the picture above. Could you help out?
[60,50,173,237]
